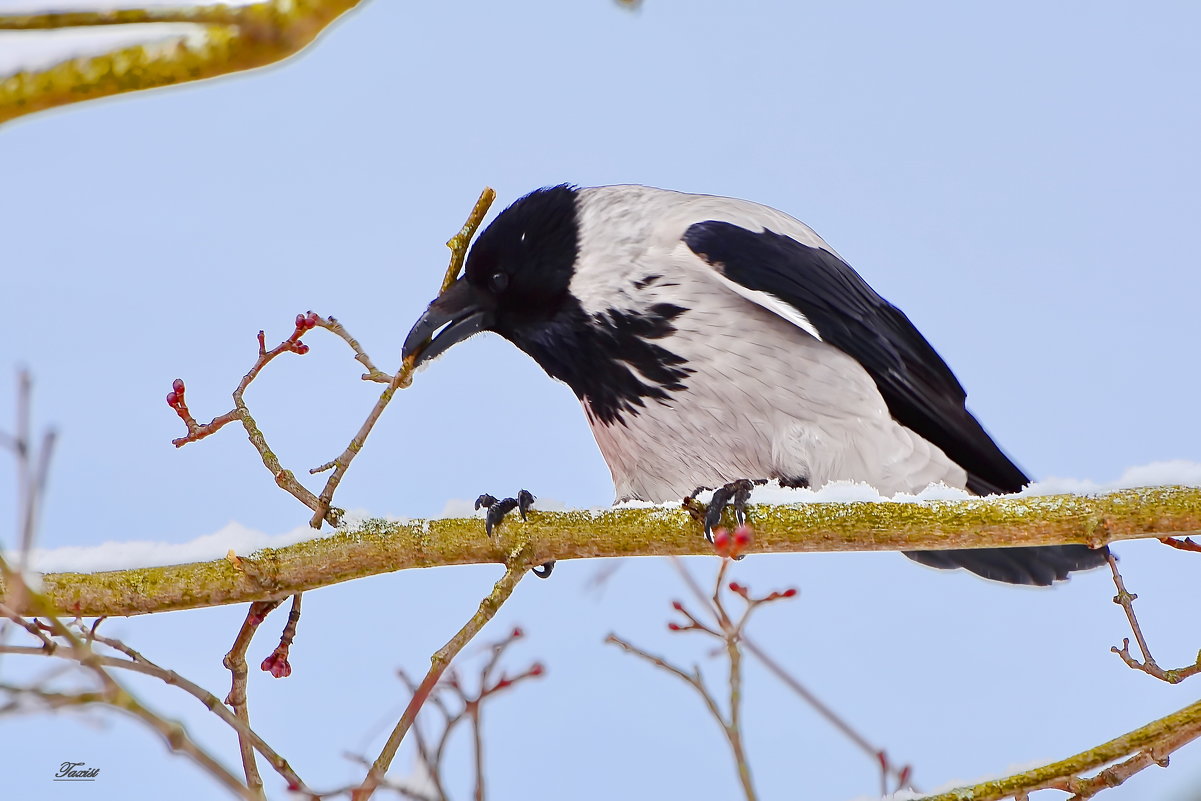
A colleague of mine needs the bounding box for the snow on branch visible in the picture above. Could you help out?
[0,1,364,126]
[2,484,1198,618]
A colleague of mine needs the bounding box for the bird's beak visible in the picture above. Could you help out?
[402,278,495,368]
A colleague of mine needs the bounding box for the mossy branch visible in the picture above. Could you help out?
[0,0,362,126]
[3,485,1198,618]
[914,694,1201,801]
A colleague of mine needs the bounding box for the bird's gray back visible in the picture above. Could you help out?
[571,186,967,502]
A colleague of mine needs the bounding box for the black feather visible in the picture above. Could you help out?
[683,221,1028,493]
[683,221,1108,584]
[513,300,693,426]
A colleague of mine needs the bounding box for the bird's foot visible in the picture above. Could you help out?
[475,489,535,536]
[684,478,765,548]
[474,490,554,579]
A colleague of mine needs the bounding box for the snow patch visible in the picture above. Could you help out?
[11,520,323,575]
[0,24,210,77]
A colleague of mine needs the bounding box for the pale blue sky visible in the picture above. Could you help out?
[2,1,1200,799]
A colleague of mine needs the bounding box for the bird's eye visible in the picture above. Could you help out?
[490,272,509,293]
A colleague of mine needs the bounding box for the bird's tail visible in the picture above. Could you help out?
[903,544,1110,586]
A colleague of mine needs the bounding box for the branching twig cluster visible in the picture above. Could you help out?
[352,564,527,801]
[609,526,914,799]
[1106,554,1201,684]
[607,527,781,801]
[2,367,537,800]
[164,188,495,530]
[393,626,545,801]
[669,549,915,797]
[1,562,531,801]
[1,376,259,798]
[910,555,1201,801]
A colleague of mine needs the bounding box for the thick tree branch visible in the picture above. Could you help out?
[2,485,1198,618]
[0,1,363,126]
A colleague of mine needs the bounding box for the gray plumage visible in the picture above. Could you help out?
[572,186,967,501]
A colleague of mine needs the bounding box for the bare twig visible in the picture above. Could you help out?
[1107,554,1201,684]
[316,315,394,386]
[261,593,302,679]
[0,370,57,626]
[0,566,254,798]
[611,536,780,801]
[671,556,916,794]
[161,189,495,530]
[352,562,527,801]
[2,625,310,794]
[222,600,282,798]
[0,604,55,653]
[304,186,494,528]
[394,627,542,801]
[1159,536,1201,553]
[168,313,344,525]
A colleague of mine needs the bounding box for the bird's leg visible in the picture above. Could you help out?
[473,490,553,578]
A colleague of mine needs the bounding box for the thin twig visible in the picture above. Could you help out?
[1159,536,1201,553]
[261,593,302,678]
[1,377,258,798]
[610,554,769,801]
[168,315,338,524]
[224,600,283,798]
[352,562,526,801]
[164,189,494,530]
[305,187,495,528]
[0,632,310,793]
[1108,554,1201,684]
[0,565,254,799]
[671,558,914,793]
[0,604,55,653]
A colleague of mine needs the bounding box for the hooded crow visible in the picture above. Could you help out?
[403,184,1108,585]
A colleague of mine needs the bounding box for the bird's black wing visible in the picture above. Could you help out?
[682,220,1027,495]
[682,220,1109,585]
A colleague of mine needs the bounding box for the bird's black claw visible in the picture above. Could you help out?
[474,491,550,577]
[486,498,520,536]
[475,492,530,537]
[702,479,756,556]
[517,489,535,521]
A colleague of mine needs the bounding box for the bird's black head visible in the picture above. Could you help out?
[402,185,580,367]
